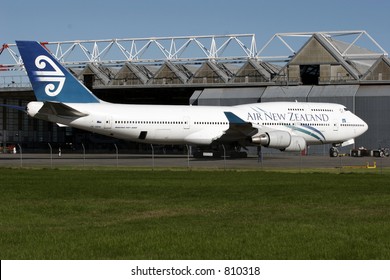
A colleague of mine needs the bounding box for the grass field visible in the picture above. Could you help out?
[1,167,390,259]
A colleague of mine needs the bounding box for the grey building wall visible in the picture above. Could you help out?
[307,85,359,110]
[355,85,390,148]
[260,86,312,102]
[195,87,264,106]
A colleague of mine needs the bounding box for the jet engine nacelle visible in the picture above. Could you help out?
[251,131,291,149]
[282,136,306,152]
[26,101,44,117]
[252,132,306,152]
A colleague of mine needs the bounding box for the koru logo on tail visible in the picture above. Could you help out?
[33,55,65,97]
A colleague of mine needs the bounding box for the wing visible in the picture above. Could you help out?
[184,111,258,145]
[0,103,26,112]
[218,111,258,142]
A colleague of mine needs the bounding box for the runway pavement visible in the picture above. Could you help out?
[0,152,388,170]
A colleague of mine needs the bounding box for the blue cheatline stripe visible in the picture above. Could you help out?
[287,125,326,142]
[302,125,326,141]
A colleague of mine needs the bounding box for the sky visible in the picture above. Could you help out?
[1,0,390,60]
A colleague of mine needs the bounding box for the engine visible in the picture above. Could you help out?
[251,131,306,152]
[283,136,306,152]
[251,131,291,149]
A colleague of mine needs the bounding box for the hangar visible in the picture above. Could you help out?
[0,31,389,154]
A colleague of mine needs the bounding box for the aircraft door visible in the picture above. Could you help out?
[183,116,190,129]
[104,116,112,129]
[333,119,339,131]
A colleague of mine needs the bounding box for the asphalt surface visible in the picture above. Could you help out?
[0,152,389,170]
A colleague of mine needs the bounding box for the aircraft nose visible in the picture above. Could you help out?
[363,120,368,133]
[358,117,368,135]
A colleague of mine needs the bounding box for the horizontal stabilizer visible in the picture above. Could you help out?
[38,102,88,118]
[0,104,26,112]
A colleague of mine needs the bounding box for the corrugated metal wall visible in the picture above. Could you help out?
[194,88,263,106]
[261,86,312,102]
[356,85,390,148]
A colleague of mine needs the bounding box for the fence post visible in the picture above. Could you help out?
[221,144,226,170]
[186,144,190,169]
[48,143,53,168]
[81,143,85,167]
[114,143,118,167]
[150,144,154,171]
[17,143,22,167]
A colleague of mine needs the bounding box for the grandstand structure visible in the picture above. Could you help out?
[1,30,390,153]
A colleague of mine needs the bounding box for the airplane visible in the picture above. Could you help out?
[15,40,368,157]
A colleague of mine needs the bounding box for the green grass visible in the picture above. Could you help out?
[1,168,390,259]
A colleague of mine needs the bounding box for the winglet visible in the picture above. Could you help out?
[16,41,100,103]
[224,111,246,124]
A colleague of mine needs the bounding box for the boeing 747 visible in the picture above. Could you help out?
[15,41,368,156]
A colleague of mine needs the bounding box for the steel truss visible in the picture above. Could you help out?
[1,34,257,68]
[0,30,387,70]
[258,30,388,61]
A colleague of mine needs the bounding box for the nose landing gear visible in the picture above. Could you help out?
[330,147,339,157]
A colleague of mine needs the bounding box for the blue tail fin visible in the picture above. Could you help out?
[16,41,100,103]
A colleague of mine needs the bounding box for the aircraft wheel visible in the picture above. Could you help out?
[330,147,339,157]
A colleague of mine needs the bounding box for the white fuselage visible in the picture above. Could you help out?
[28,101,368,148]
[17,40,368,152]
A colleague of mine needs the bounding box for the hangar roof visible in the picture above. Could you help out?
[1,31,389,89]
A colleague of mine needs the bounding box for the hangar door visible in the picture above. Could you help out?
[300,65,319,85]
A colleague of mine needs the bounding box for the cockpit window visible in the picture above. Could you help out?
[344,107,349,111]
